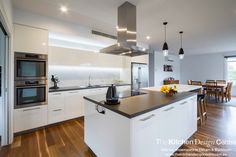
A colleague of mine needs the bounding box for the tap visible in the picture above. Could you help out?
[88,75,92,87]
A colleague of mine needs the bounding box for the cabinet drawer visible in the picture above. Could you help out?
[14,105,47,133]
[48,107,65,124]
[48,92,65,108]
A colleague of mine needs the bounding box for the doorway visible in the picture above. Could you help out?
[0,21,8,146]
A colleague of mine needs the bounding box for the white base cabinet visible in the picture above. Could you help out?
[48,92,65,124]
[14,105,47,133]
[64,91,83,120]
[48,87,109,124]
[84,95,197,157]
[13,85,130,133]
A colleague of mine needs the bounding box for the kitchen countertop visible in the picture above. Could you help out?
[142,84,201,93]
[49,84,131,93]
[84,90,197,118]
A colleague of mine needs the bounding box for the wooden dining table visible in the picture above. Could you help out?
[202,83,227,102]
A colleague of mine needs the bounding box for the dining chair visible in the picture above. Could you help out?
[197,94,207,126]
[228,82,233,101]
[205,81,219,102]
[216,80,226,84]
[191,81,202,86]
[187,80,192,85]
[206,80,216,83]
[223,82,233,102]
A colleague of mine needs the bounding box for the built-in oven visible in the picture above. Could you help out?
[14,80,48,109]
[15,52,47,80]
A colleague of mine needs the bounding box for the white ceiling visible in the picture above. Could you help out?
[12,0,236,55]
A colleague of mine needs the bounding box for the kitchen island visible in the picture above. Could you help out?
[84,90,197,157]
[142,84,202,93]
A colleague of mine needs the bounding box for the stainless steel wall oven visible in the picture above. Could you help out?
[14,80,48,108]
[14,52,48,109]
[15,52,47,80]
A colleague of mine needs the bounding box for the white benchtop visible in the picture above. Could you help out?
[142,84,201,93]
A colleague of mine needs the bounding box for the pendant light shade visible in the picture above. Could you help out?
[179,31,184,59]
[162,22,168,56]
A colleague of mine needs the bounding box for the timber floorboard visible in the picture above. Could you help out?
[0,104,236,157]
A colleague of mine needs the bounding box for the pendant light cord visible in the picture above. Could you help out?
[181,33,182,48]
[180,31,183,48]
[165,25,166,42]
[163,22,168,42]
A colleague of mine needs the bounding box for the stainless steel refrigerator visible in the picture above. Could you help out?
[131,63,149,91]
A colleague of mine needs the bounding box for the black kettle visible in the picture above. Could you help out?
[105,84,120,105]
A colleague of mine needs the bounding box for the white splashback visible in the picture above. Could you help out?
[48,65,121,87]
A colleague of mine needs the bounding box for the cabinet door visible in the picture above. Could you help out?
[64,90,83,120]
[48,92,65,124]
[14,24,48,54]
[155,104,180,157]
[132,110,159,157]
[14,105,47,133]
[187,96,197,135]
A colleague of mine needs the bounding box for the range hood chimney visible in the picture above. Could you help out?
[100,1,149,57]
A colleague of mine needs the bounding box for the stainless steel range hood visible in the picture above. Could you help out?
[100,1,149,57]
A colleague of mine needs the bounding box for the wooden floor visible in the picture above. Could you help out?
[1,104,236,157]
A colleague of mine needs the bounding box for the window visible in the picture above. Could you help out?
[225,57,236,85]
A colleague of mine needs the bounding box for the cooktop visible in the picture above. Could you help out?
[118,90,147,99]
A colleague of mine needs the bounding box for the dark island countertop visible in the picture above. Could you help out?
[84,90,197,119]
[49,84,131,93]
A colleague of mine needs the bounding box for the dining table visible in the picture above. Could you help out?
[202,83,227,103]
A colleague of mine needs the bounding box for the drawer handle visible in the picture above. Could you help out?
[163,106,174,112]
[69,91,79,94]
[53,109,62,112]
[52,93,62,95]
[96,105,105,114]
[180,101,188,105]
[140,114,155,121]
[23,107,41,112]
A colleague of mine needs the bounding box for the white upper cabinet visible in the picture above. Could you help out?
[14,24,48,54]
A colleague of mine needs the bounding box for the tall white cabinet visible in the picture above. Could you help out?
[13,24,49,133]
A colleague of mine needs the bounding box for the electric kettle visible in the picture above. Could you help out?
[105,84,120,105]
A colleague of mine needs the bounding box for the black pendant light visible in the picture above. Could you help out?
[162,22,168,56]
[179,31,184,59]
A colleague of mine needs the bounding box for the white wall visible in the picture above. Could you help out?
[180,54,225,84]
[154,52,180,86]
[180,51,236,95]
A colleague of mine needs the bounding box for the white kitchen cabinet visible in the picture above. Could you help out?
[14,105,47,133]
[131,109,160,157]
[64,90,83,120]
[48,88,107,124]
[85,101,131,157]
[48,92,65,124]
[84,95,197,157]
[14,24,48,54]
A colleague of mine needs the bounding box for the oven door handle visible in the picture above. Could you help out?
[16,85,46,88]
